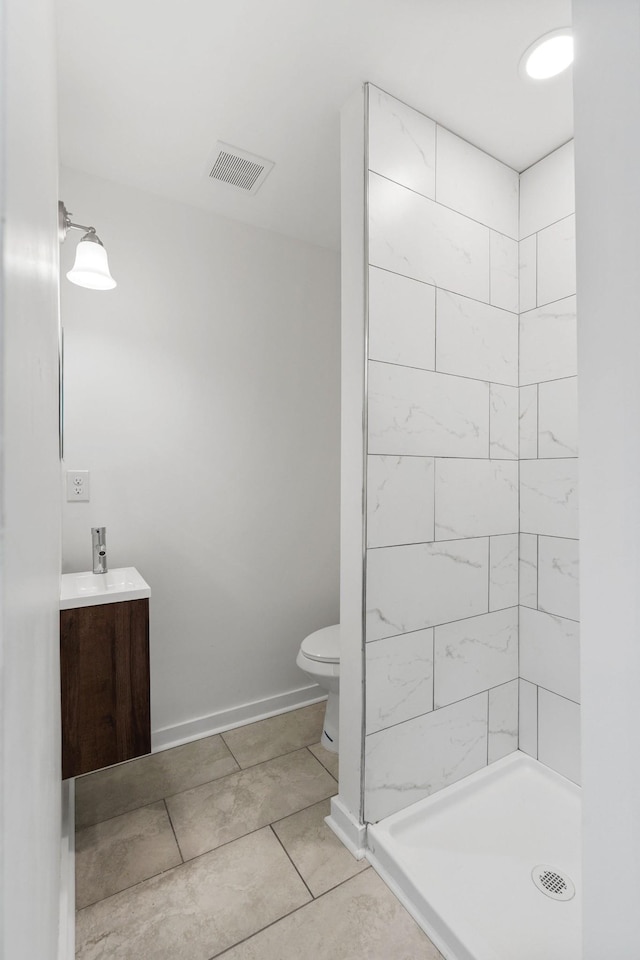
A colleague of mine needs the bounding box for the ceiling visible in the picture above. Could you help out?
[56,0,573,251]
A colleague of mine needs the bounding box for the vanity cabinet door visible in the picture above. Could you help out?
[60,598,151,779]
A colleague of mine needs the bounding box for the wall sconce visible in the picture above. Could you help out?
[58,201,117,290]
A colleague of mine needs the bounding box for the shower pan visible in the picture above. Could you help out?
[368,753,580,959]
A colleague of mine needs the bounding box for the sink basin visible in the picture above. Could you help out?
[60,567,151,610]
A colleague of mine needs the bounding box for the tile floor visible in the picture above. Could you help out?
[75,701,442,959]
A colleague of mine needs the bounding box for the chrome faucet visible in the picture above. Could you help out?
[92,527,108,574]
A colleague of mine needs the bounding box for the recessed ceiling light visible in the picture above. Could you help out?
[520,28,574,80]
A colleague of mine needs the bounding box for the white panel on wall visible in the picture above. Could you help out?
[368,361,489,457]
[490,384,518,460]
[368,267,435,370]
[519,533,538,609]
[520,458,579,538]
[519,384,538,459]
[520,606,580,703]
[488,679,519,762]
[436,290,518,385]
[369,172,490,302]
[434,607,518,708]
[366,456,434,548]
[537,214,576,306]
[537,688,581,784]
[538,536,580,622]
[519,295,577,385]
[368,86,436,199]
[434,459,518,540]
[435,126,519,238]
[489,534,519,612]
[519,679,538,758]
[519,140,575,239]
[365,538,489,641]
[364,692,489,822]
[365,629,433,735]
[518,235,537,313]
[490,232,519,313]
[538,377,579,458]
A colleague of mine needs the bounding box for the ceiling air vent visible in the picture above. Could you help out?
[206,142,274,195]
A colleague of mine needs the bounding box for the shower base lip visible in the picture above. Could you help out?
[366,750,581,960]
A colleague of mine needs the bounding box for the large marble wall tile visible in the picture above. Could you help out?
[367,456,434,547]
[369,172,490,302]
[364,693,488,821]
[368,267,435,370]
[365,629,434,735]
[519,235,537,313]
[519,533,538,608]
[519,606,580,702]
[537,215,576,306]
[538,377,578,458]
[538,536,580,622]
[434,459,518,540]
[368,86,436,199]
[436,290,518,385]
[490,534,518,611]
[538,689,581,784]
[366,538,489,641]
[435,126,519,238]
[490,384,518,459]
[519,296,577,385]
[488,680,518,762]
[434,607,518,708]
[519,141,575,239]
[520,458,579,538]
[490,232,519,313]
[519,679,538,758]
[519,384,538,459]
[368,361,489,457]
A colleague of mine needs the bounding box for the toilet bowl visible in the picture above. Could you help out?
[296,624,340,754]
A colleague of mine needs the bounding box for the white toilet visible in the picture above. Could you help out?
[296,624,340,753]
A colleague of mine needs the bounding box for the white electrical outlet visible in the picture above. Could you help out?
[66,470,90,502]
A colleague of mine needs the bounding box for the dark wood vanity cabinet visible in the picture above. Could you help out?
[60,599,151,779]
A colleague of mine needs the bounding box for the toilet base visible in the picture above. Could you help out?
[321,689,339,754]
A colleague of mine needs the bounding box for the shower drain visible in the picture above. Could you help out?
[531,865,576,901]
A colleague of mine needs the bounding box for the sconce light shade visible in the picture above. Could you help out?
[66,234,117,290]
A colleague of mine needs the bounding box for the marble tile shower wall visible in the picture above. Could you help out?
[364,87,520,822]
[518,141,580,786]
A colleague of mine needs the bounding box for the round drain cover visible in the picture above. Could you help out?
[531,865,576,901]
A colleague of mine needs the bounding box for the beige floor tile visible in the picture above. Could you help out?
[166,748,336,860]
[76,735,239,828]
[272,799,368,897]
[308,741,339,780]
[76,827,310,960]
[219,868,443,960]
[221,701,326,768]
[75,801,181,909]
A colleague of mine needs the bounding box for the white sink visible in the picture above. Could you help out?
[60,567,151,610]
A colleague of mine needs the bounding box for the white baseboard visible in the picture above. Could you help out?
[58,778,75,960]
[325,795,367,859]
[152,683,326,752]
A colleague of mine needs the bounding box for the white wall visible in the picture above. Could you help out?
[0,0,62,957]
[518,142,580,784]
[573,0,640,953]
[59,167,340,745]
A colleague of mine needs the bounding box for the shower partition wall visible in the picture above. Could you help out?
[331,83,579,842]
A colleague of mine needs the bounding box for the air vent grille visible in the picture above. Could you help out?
[206,142,274,195]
